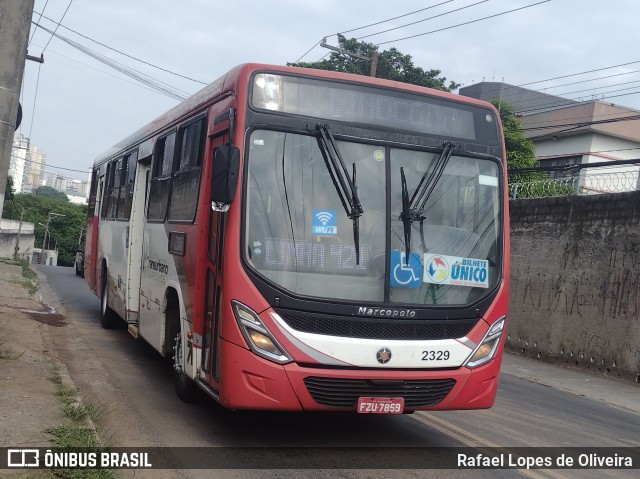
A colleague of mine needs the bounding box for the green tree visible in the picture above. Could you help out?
[6,176,16,206]
[491,99,574,198]
[34,185,69,202]
[290,34,460,91]
[2,193,86,266]
[491,99,540,171]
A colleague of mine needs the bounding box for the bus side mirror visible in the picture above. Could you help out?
[211,145,239,211]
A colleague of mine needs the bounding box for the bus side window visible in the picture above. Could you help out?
[147,132,176,221]
[119,150,138,220]
[87,169,98,217]
[101,162,114,219]
[110,157,125,219]
[168,117,205,223]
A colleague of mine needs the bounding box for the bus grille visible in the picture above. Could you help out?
[274,309,477,340]
[303,377,456,408]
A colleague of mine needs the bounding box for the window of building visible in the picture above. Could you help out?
[539,155,583,179]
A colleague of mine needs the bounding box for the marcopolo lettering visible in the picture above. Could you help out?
[357,307,417,318]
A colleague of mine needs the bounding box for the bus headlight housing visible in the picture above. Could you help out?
[253,74,283,111]
[463,316,505,369]
[231,300,292,364]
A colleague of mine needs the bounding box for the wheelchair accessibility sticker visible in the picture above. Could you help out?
[312,209,337,235]
[424,253,489,288]
[390,250,422,288]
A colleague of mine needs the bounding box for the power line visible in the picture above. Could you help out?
[508,87,640,116]
[292,1,457,64]
[479,78,640,115]
[508,157,640,173]
[32,11,207,85]
[374,0,551,46]
[512,113,640,134]
[472,71,640,104]
[32,21,188,101]
[525,113,640,140]
[536,69,640,91]
[512,108,640,128]
[518,60,640,88]
[339,0,457,36]
[41,0,74,53]
[561,82,640,100]
[29,42,187,98]
[28,63,42,141]
[292,39,323,64]
[357,0,489,40]
[10,153,89,175]
[28,0,50,47]
[34,20,190,97]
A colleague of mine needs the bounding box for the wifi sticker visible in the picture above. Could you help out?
[312,209,337,235]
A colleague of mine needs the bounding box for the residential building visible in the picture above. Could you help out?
[43,174,89,202]
[22,143,46,193]
[9,134,29,193]
[460,82,640,194]
[459,82,578,114]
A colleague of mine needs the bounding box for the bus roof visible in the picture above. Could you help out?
[93,63,498,166]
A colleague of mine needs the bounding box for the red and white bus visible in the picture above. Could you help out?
[83,63,509,413]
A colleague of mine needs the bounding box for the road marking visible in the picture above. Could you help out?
[413,412,569,479]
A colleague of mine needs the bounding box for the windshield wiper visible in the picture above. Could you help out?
[315,123,364,264]
[399,141,456,264]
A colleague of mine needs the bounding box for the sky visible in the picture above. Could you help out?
[18,0,640,183]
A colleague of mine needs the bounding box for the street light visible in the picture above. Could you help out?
[40,212,65,264]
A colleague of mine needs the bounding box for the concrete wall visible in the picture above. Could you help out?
[0,219,35,261]
[508,192,640,382]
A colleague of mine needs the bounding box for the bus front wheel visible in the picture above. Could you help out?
[167,302,198,403]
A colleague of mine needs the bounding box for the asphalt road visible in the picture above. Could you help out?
[38,265,640,479]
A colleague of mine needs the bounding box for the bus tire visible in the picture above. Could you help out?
[100,267,118,329]
[167,301,198,403]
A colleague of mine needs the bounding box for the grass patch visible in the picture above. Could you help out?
[47,366,115,479]
[2,473,49,479]
[21,260,37,282]
[11,278,38,296]
[3,259,38,295]
[46,424,99,448]
[19,259,38,295]
[0,336,23,360]
[0,258,22,266]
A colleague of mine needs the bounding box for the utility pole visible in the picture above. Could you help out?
[13,207,25,260]
[40,211,64,264]
[0,0,36,218]
[320,38,379,77]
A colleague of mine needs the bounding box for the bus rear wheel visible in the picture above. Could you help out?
[100,268,118,329]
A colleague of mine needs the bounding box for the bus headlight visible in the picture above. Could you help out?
[253,73,283,111]
[231,300,292,364]
[463,316,505,369]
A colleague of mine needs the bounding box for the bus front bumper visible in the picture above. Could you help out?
[218,339,502,412]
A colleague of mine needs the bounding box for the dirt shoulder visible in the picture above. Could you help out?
[0,261,63,450]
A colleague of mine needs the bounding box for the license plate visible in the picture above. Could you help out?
[356,397,404,414]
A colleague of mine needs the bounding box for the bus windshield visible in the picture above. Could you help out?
[244,129,501,306]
